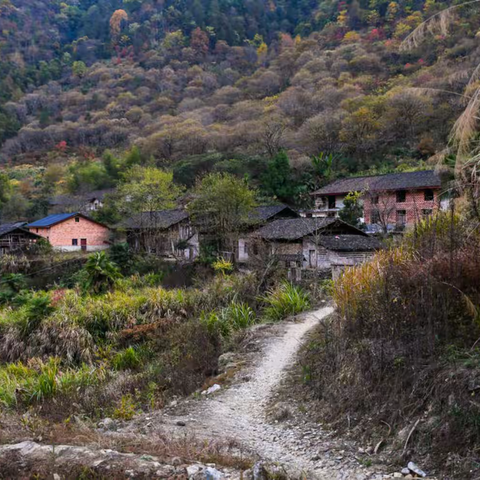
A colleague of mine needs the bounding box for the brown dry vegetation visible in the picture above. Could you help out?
[297,212,480,479]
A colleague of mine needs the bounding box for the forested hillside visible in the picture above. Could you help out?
[0,0,478,216]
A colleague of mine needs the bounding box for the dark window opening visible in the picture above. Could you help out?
[424,189,434,201]
[72,239,78,246]
[75,216,80,222]
[372,195,379,205]
[328,196,336,209]
[243,242,248,255]
[396,210,407,225]
[422,209,433,217]
[371,210,380,224]
[396,191,406,203]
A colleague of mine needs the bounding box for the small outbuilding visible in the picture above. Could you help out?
[0,222,42,255]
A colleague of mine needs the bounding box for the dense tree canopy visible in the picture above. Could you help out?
[0,0,477,217]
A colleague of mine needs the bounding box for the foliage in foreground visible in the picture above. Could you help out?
[0,270,310,416]
[262,281,310,321]
[300,213,480,478]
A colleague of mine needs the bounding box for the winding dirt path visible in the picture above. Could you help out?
[124,307,393,479]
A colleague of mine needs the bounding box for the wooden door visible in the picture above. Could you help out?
[80,238,87,251]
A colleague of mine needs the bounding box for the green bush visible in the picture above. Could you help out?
[262,282,310,321]
[81,251,122,294]
[112,347,141,370]
[200,301,256,338]
[0,358,106,408]
[17,291,54,337]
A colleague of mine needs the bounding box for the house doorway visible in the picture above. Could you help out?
[80,239,87,251]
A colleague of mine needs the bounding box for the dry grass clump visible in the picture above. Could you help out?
[299,213,480,478]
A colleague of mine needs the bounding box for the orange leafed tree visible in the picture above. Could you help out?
[110,9,128,38]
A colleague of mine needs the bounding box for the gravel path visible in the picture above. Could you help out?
[127,307,396,479]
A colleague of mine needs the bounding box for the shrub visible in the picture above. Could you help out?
[81,252,122,294]
[212,257,234,276]
[225,301,256,329]
[0,358,107,408]
[299,219,480,475]
[262,282,310,321]
[17,291,55,338]
[108,242,134,274]
[112,347,141,370]
[200,301,256,337]
[113,394,137,420]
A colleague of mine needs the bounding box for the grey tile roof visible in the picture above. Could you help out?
[312,170,441,196]
[124,209,189,230]
[0,222,28,237]
[317,234,382,252]
[247,204,298,223]
[253,217,339,241]
[49,189,115,206]
[0,222,42,239]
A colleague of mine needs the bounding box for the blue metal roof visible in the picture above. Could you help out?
[26,213,78,228]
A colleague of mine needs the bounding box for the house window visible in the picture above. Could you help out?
[328,196,336,209]
[424,189,434,201]
[396,210,407,225]
[243,242,248,255]
[371,210,380,224]
[36,228,39,233]
[371,195,379,205]
[396,191,406,203]
[75,216,80,222]
[422,209,433,218]
[72,239,78,246]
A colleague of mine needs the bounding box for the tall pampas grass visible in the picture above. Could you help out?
[401,0,480,199]
[400,1,480,51]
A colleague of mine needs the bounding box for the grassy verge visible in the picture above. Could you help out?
[0,270,311,420]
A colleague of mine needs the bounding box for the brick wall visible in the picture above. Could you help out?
[363,188,439,227]
[30,216,110,251]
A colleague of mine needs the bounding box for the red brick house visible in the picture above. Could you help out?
[309,170,446,232]
[26,213,110,252]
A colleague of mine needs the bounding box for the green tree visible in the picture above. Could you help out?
[188,172,257,255]
[72,61,87,78]
[261,150,299,202]
[0,173,12,219]
[338,191,364,228]
[117,166,183,215]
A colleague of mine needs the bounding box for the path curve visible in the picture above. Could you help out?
[130,307,392,479]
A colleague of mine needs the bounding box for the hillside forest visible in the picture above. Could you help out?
[5,1,480,479]
[0,0,478,219]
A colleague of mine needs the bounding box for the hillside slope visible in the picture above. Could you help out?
[1,0,479,172]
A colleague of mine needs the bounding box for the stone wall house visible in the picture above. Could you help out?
[124,209,199,261]
[249,217,382,277]
[49,189,114,214]
[237,204,298,263]
[0,222,42,255]
[307,170,447,233]
[26,213,110,252]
